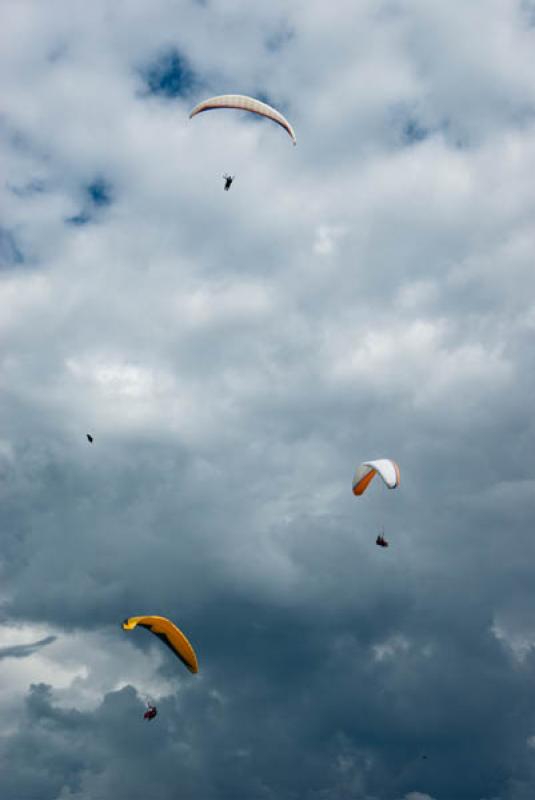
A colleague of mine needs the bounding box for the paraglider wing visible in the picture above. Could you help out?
[122,615,198,674]
[189,94,296,145]
[352,459,400,496]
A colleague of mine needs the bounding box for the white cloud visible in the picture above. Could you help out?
[372,634,411,662]
[491,621,535,664]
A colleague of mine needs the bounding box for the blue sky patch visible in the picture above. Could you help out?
[87,178,112,207]
[402,118,429,144]
[65,178,113,226]
[141,49,195,98]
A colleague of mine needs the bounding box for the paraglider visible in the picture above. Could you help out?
[122,615,199,674]
[144,704,157,721]
[223,174,234,191]
[86,434,93,443]
[189,94,297,145]
[352,459,400,547]
[352,459,400,496]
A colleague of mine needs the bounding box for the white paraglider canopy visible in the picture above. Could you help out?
[352,459,400,496]
[189,94,297,145]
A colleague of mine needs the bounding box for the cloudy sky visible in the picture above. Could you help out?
[2,1,535,798]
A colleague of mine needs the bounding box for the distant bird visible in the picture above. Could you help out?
[86,434,93,443]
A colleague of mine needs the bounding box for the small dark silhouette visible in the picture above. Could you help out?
[223,174,234,191]
[376,532,389,548]
[86,434,93,443]
[144,704,157,721]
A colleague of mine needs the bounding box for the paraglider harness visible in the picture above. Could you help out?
[144,704,158,720]
[223,174,234,191]
[376,534,389,548]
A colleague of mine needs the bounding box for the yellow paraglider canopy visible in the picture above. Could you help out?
[122,615,199,674]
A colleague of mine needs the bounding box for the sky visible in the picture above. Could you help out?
[2,1,535,798]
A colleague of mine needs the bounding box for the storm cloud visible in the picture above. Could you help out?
[2,1,535,799]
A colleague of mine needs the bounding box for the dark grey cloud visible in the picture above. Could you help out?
[1,378,535,799]
[1,582,535,800]
[0,635,56,661]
